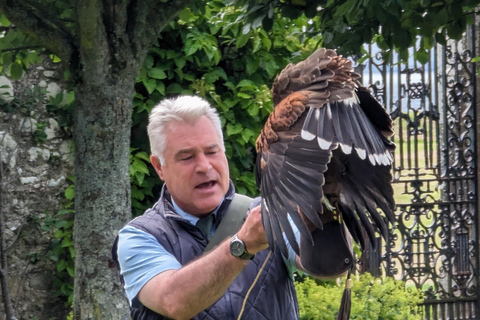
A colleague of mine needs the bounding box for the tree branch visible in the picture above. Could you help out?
[75,0,110,78]
[127,0,193,59]
[0,0,75,63]
[0,46,46,53]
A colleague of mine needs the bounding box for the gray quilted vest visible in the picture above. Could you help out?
[112,183,299,320]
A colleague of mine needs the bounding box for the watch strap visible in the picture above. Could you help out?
[230,234,255,260]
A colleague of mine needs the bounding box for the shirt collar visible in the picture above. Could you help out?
[171,198,224,226]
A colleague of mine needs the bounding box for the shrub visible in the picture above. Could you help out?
[295,272,424,320]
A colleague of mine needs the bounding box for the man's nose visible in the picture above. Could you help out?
[195,153,212,173]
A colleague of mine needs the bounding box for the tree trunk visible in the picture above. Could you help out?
[0,156,17,319]
[72,73,134,318]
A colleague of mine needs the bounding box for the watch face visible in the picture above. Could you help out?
[230,240,245,256]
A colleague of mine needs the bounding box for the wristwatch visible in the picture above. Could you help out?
[229,234,255,260]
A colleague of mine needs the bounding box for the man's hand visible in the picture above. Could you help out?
[237,205,268,254]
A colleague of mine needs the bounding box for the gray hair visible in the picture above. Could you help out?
[147,95,225,165]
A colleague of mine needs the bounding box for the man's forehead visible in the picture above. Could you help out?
[163,120,222,153]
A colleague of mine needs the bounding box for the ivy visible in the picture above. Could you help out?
[129,148,159,216]
[39,175,75,308]
[0,13,43,79]
[33,122,47,145]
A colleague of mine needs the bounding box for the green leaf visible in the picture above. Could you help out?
[132,160,149,174]
[57,208,74,215]
[211,67,228,81]
[185,42,200,56]
[67,265,75,278]
[260,31,272,51]
[236,33,250,49]
[237,93,251,99]
[253,35,262,53]
[414,49,429,64]
[136,171,145,185]
[135,151,150,162]
[156,81,165,95]
[246,56,259,74]
[65,185,75,200]
[435,8,449,26]
[54,220,71,228]
[61,238,73,248]
[421,36,434,50]
[149,47,165,58]
[143,78,157,94]
[446,20,465,40]
[144,55,154,69]
[132,186,146,201]
[66,91,75,105]
[148,68,167,80]
[57,259,67,272]
[54,230,64,238]
[0,14,11,27]
[236,79,257,88]
[51,55,61,63]
[263,58,277,78]
[166,83,184,94]
[241,128,255,143]
[226,123,243,136]
[174,57,186,69]
[323,31,333,44]
[334,1,352,16]
[178,8,191,22]
[247,104,259,116]
[10,61,23,80]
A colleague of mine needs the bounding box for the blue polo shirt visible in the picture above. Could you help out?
[116,199,299,305]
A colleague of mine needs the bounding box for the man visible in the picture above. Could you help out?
[112,95,307,319]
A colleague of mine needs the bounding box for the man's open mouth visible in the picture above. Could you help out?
[196,181,216,189]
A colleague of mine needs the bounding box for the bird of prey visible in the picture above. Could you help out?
[255,48,395,276]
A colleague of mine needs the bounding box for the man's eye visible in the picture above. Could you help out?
[181,156,193,161]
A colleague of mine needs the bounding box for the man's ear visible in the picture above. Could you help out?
[150,155,165,181]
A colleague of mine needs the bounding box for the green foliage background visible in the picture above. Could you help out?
[295,273,424,319]
[129,1,324,215]
[237,0,480,64]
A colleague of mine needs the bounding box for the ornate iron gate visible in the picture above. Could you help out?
[356,24,479,319]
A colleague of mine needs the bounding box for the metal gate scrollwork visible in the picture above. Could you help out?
[356,23,479,319]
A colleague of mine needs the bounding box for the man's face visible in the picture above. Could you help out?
[151,116,230,217]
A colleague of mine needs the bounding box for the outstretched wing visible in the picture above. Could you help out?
[255,48,395,263]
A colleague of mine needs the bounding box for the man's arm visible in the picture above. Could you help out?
[137,205,267,320]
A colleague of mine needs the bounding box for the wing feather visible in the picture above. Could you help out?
[262,196,289,255]
[256,48,396,271]
[270,189,300,254]
[317,104,336,149]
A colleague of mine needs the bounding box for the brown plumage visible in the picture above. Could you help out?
[255,48,396,276]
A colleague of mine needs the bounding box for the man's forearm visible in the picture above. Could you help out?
[138,239,249,319]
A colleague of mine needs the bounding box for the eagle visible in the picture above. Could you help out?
[255,48,396,277]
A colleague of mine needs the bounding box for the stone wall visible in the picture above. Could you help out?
[0,60,73,320]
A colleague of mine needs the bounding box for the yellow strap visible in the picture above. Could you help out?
[237,251,272,320]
